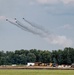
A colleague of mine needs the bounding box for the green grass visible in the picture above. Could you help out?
[0,70,74,75]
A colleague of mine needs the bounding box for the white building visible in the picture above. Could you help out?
[27,63,35,66]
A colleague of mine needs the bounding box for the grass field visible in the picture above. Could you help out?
[0,70,74,75]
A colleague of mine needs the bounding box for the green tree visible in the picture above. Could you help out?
[41,51,51,63]
[27,53,36,62]
[51,50,58,63]
[57,50,63,65]
[20,54,27,64]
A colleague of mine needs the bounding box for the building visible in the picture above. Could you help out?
[27,63,35,66]
[71,63,74,68]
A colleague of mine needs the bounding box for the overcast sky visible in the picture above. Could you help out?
[0,0,74,51]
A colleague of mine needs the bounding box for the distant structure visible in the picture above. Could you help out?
[27,63,35,66]
[71,63,74,68]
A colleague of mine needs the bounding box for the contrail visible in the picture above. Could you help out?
[22,18,72,47]
[6,19,27,31]
[16,20,39,35]
[23,18,49,34]
[6,18,72,47]
[6,18,46,37]
[6,19,36,33]
[15,20,46,37]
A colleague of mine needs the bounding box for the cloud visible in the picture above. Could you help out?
[0,16,6,20]
[36,0,59,4]
[62,24,72,29]
[45,35,72,47]
[61,0,74,4]
[44,3,74,16]
[31,0,74,16]
[58,24,72,30]
[36,0,74,4]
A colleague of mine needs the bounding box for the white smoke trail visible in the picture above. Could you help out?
[23,18,49,34]
[7,18,46,37]
[6,19,28,31]
[22,18,72,47]
[6,18,72,47]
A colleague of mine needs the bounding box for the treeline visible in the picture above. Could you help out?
[0,47,74,65]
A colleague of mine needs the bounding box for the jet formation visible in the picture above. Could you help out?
[6,18,49,37]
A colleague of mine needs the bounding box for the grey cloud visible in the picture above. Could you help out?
[44,3,74,15]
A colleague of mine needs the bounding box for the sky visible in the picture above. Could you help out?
[0,0,74,51]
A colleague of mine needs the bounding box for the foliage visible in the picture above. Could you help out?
[0,47,74,65]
